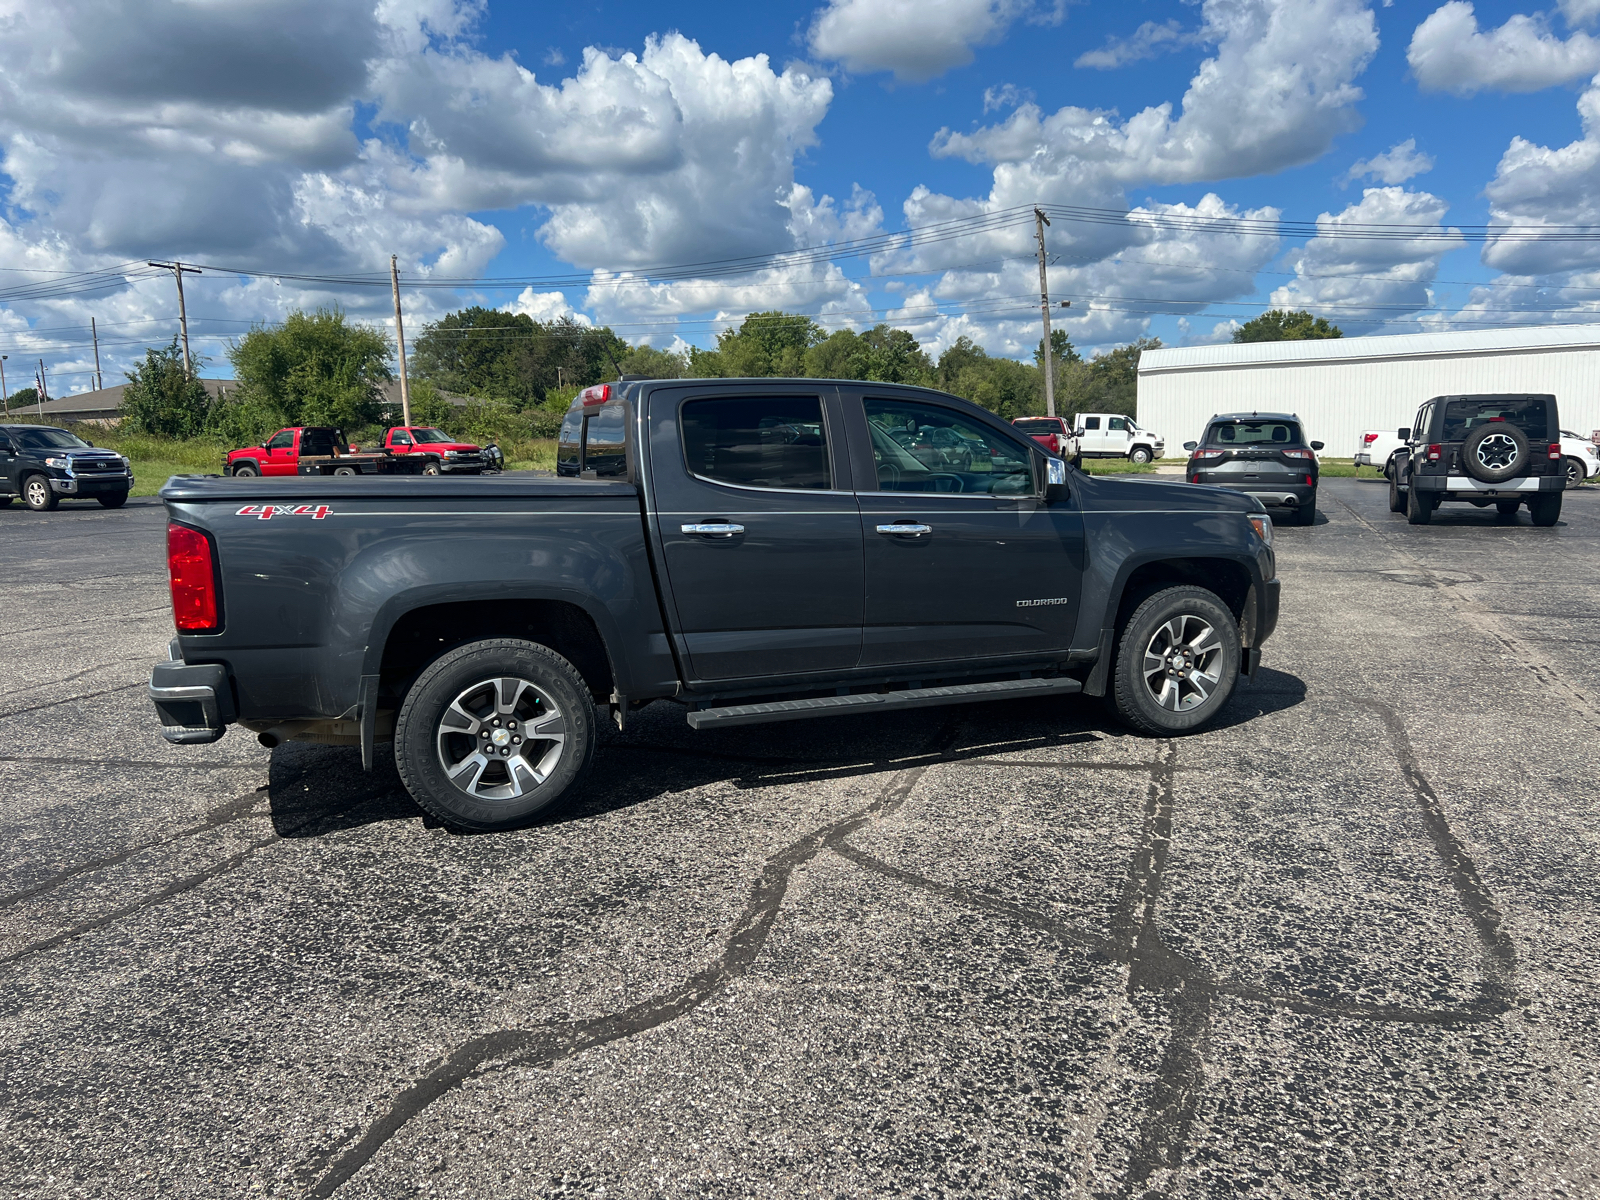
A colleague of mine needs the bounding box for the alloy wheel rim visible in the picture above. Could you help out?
[435,676,566,802]
[1475,433,1519,471]
[1142,614,1224,712]
[26,479,46,505]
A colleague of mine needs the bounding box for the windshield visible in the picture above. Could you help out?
[15,427,90,450]
[1204,420,1303,447]
[1441,397,1552,444]
[410,428,454,444]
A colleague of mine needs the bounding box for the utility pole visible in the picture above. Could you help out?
[91,318,103,391]
[148,261,202,376]
[391,255,412,426]
[1034,207,1056,420]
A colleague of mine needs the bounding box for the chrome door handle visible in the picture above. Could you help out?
[681,522,745,536]
[876,523,932,536]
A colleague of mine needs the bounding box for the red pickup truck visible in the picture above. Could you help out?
[381,426,485,474]
[227,426,485,477]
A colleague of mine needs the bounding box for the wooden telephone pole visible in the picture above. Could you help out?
[1034,208,1056,419]
[91,318,103,391]
[391,255,412,427]
[148,261,202,375]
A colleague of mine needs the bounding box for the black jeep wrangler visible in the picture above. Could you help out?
[1390,394,1564,526]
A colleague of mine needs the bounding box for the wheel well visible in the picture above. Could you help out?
[379,599,615,706]
[1115,558,1250,632]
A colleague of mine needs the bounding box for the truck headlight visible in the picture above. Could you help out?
[45,456,70,470]
[1247,513,1274,548]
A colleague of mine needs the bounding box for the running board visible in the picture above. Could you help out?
[685,676,1082,730]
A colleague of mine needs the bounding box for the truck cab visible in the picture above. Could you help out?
[227,427,349,477]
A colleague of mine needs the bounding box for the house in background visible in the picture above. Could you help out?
[6,379,472,427]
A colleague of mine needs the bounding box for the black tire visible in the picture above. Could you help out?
[1129,446,1153,465]
[1565,457,1586,489]
[333,465,358,476]
[1495,500,1521,516]
[1070,455,1082,470]
[22,474,57,511]
[421,460,442,476]
[1530,492,1562,527]
[1406,482,1434,525]
[1461,423,1529,484]
[1112,586,1240,736]
[232,462,260,477]
[395,638,596,831]
[1294,492,1317,525]
[97,491,129,508]
[1388,471,1407,513]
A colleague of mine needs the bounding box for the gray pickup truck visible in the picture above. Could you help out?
[150,378,1281,830]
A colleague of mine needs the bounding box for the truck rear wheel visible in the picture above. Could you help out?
[1112,586,1240,735]
[395,638,596,831]
[1529,493,1562,527]
[1406,483,1434,525]
[1388,472,1406,513]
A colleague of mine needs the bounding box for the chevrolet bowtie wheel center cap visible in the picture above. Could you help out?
[491,728,512,747]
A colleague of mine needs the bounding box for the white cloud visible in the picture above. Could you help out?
[1269,188,1464,329]
[1074,20,1197,71]
[1343,138,1435,186]
[1408,2,1600,96]
[505,288,590,324]
[1561,0,1600,26]
[982,83,1031,113]
[808,0,1054,84]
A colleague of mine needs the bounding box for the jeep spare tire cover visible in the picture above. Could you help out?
[1462,421,1530,484]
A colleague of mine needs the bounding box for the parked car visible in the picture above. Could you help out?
[1355,429,1406,476]
[1389,393,1565,525]
[1012,416,1082,465]
[1558,429,1599,488]
[0,424,132,511]
[1182,413,1323,525]
[151,378,1281,831]
[1073,413,1164,463]
[382,426,486,474]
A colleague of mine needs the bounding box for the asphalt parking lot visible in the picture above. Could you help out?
[2,478,1598,1199]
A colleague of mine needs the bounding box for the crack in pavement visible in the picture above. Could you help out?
[0,681,144,722]
[304,763,936,1197]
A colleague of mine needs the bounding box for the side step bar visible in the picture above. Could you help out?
[686,676,1082,730]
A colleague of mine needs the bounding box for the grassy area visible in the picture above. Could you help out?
[1079,458,1158,475]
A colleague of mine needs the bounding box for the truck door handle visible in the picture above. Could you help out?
[876,522,932,536]
[681,522,745,537]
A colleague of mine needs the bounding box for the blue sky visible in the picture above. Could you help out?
[5,0,1600,391]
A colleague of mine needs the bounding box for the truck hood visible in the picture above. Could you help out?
[419,442,481,453]
[1076,472,1255,514]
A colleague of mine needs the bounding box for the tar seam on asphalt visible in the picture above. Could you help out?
[0,680,145,722]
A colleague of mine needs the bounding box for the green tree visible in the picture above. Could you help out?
[619,344,690,379]
[5,387,38,414]
[803,328,870,379]
[935,337,1042,419]
[410,308,630,403]
[1073,337,1162,418]
[861,324,935,385]
[120,339,214,438]
[713,311,824,377]
[407,378,455,427]
[1233,309,1342,342]
[1033,328,1081,368]
[227,307,393,430]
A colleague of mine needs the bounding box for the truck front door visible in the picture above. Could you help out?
[262,429,298,476]
[647,387,864,682]
[849,395,1085,667]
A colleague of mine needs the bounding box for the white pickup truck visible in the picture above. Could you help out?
[1073,413,1165,463]
[1359,425,1598,487]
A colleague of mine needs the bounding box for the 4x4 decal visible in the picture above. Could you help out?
[236,504,332,520]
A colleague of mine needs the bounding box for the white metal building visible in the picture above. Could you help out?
[1136,324,1600,458]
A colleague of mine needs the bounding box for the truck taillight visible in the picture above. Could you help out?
[168,522,220,632]
[580,384,612,406]
[1362,433,1378,444]
[1426,443,1442,462]
[1549,442,1562,460]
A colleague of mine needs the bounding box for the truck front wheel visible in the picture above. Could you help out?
[1129,446,1153,465]
[395,638,597,831]
[1112,586,1240,735]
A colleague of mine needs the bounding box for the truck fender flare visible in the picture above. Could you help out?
[1096,549,1265,638]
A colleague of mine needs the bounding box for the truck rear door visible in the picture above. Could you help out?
[644,385,864,682]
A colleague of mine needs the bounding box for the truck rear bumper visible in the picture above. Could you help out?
[1414,475,1562,494]
[148,660,234,744]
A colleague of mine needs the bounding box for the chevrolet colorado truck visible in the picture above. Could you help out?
[150,378,1280,831]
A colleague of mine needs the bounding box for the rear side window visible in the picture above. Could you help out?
[1205,421,1302,446]
[681,396,830,490]
[1441,397,1552,444]
[1081,417,1100,431]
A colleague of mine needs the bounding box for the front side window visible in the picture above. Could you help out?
[681,396,830,490]
[864,399,1034,495]
[266,431,295,451]
[1204,421,1303,447]
[16,427,88,450]
[391,431,413,446]
[1108,417,1128,431]
[1441,397,1552,444]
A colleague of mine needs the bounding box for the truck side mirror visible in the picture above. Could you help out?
[1310,441,1324,451]
[1183,441,1197,452]
[1398,427,1410,441]
[1044,456,1070,501]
